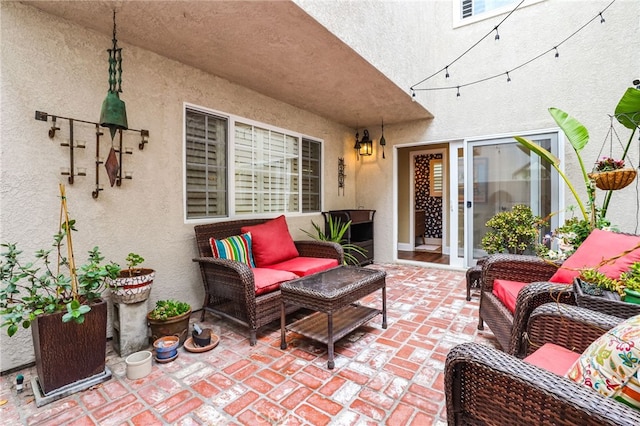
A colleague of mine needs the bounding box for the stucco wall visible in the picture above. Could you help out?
[0,3,357,371]
[300,0,640,262]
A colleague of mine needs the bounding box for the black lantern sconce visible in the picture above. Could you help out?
[358,129,373,156]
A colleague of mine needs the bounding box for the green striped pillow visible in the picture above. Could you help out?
[209,232,255,267]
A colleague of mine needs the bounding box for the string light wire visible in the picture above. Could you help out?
[412,0,616,96]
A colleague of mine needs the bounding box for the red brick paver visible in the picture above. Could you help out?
[0,264,497,425]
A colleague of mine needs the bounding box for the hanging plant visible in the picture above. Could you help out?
[588,156,637,190]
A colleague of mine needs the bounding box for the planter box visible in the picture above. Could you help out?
[31,299,109,395]
[573,278,640,319]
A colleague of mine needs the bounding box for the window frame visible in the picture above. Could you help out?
[453,0,544,28]
[183,102,324,223]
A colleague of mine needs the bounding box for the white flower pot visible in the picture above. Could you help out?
[125,350,152,380]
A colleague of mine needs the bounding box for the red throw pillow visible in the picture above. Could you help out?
[241,215,299,267]
[549,229,640,284]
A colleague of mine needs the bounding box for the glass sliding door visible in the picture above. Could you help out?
[465,133,559,262]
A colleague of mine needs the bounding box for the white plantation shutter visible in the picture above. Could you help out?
[234,123,302,215]
[185,106,322,219]
[185,109,227,219]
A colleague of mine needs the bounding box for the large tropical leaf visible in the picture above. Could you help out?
[514,136,560,166]
[548,107,589,152]
[614,87,640,130]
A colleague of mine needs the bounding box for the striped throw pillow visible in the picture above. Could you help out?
[209,232,255,267]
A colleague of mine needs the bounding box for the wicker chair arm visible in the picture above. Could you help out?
[445,342,640,426]
[192,257,255,301]
[482,254,558,292]
[509,282,575,356]
[294,240,344,263]
[523,303,623,356]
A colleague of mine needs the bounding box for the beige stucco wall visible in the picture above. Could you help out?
[0,2,357,371]
[300,0,640,262]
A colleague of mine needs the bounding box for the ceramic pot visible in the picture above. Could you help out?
[624,288,640,304]
[125,351,152,380]
[147,308,191,346]
[108,269,155,304]
[153,335,179,359]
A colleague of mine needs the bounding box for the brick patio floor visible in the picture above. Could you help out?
[0,263,498,425]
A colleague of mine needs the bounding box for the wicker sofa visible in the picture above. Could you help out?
[193,218,343,345]
[447,304,640,426]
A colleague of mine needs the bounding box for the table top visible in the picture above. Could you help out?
[280,266,385,300]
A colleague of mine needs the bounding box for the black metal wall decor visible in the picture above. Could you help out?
[35,111,148,199]
[338,157,346,195]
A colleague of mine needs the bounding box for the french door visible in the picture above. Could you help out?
[463,132,560,265]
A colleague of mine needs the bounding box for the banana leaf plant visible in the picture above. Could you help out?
[300,215,366,265]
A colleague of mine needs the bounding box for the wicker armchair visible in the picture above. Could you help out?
[446,304,639,426]
[477,254,574,356]
[193,218,343,345]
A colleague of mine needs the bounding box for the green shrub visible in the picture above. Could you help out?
[481,204,544,255]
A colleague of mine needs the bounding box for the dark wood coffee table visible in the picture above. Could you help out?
[280,266,387,369]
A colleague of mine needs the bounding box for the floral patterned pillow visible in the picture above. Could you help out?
[566,314,640,409]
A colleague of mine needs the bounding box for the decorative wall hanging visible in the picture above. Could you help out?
[338,157,346,195]
[35,111,148,199]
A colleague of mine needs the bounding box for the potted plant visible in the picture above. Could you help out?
[588,156,637,191]
[300,215,366,265]
[620,262,640,304]
[108,252,155,304]
[481,204,545,255]
[147,299,191,346]
[0,184,120,401]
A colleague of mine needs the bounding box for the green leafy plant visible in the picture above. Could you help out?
[300,215,366,265]
[124,252,145,277]
[620,262,640,292]
[148,299,191,320]
[0,233,120,337]
[481,204,545,255]
[578,268,624,296]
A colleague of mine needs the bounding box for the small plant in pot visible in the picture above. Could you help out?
[620,262,640,304]
[300,215,365,265]
[108,252,155,304]
[147,299,191,346]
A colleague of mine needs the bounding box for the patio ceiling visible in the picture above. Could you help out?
[24,0,432,129]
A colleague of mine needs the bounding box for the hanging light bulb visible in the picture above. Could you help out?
[599,12,605,23]
[445,66,450,78]
[99,10,128,141]
[554,47,559,58]
[494,27,500,41]
[506,72,511,82]
[456,86,461,97]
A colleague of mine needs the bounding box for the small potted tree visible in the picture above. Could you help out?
[481,204,545,255]
[108,252,154,304]
[147,299,191,346]
[0,184,120,402]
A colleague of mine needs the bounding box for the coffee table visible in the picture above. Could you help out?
[280,266,387,369]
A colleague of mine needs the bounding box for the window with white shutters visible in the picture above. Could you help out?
[460,0,518,20]
[184,106,322,220]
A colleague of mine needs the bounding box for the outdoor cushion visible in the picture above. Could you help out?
[567,314,640,410]
[266,257,339,277]
[549,229,640,284]
[252,268,298,296]
[241,215,299,267]
[209,232,255,267]
[492,279,529,313]
[524,343,580,377]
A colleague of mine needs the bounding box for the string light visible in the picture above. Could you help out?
[506,72,511,82]
[411,0,616,96]
[494,27,500,41]
[410,0,525,89]
[445,66,450,78]
[456,86,460,97]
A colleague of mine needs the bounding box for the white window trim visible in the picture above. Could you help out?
[453,0,545,28]
[183,102,324,224]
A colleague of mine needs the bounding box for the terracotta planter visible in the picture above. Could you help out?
[31,299,108,395]
[108,269,155,304]
[147,308,191,346]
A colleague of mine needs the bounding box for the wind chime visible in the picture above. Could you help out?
[99,10,128,187]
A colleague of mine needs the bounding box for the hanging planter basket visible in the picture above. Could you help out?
[588,168,637,191]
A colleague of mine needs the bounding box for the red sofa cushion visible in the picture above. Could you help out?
[550,229,640,284]
[524,343,580,376]
[252,268,298,296]
[241,215,299,267]
[267,257,339,277]
[492,279,529,314]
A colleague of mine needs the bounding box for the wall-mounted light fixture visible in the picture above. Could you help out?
[353,129,361,159]
[359,129,373,156]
